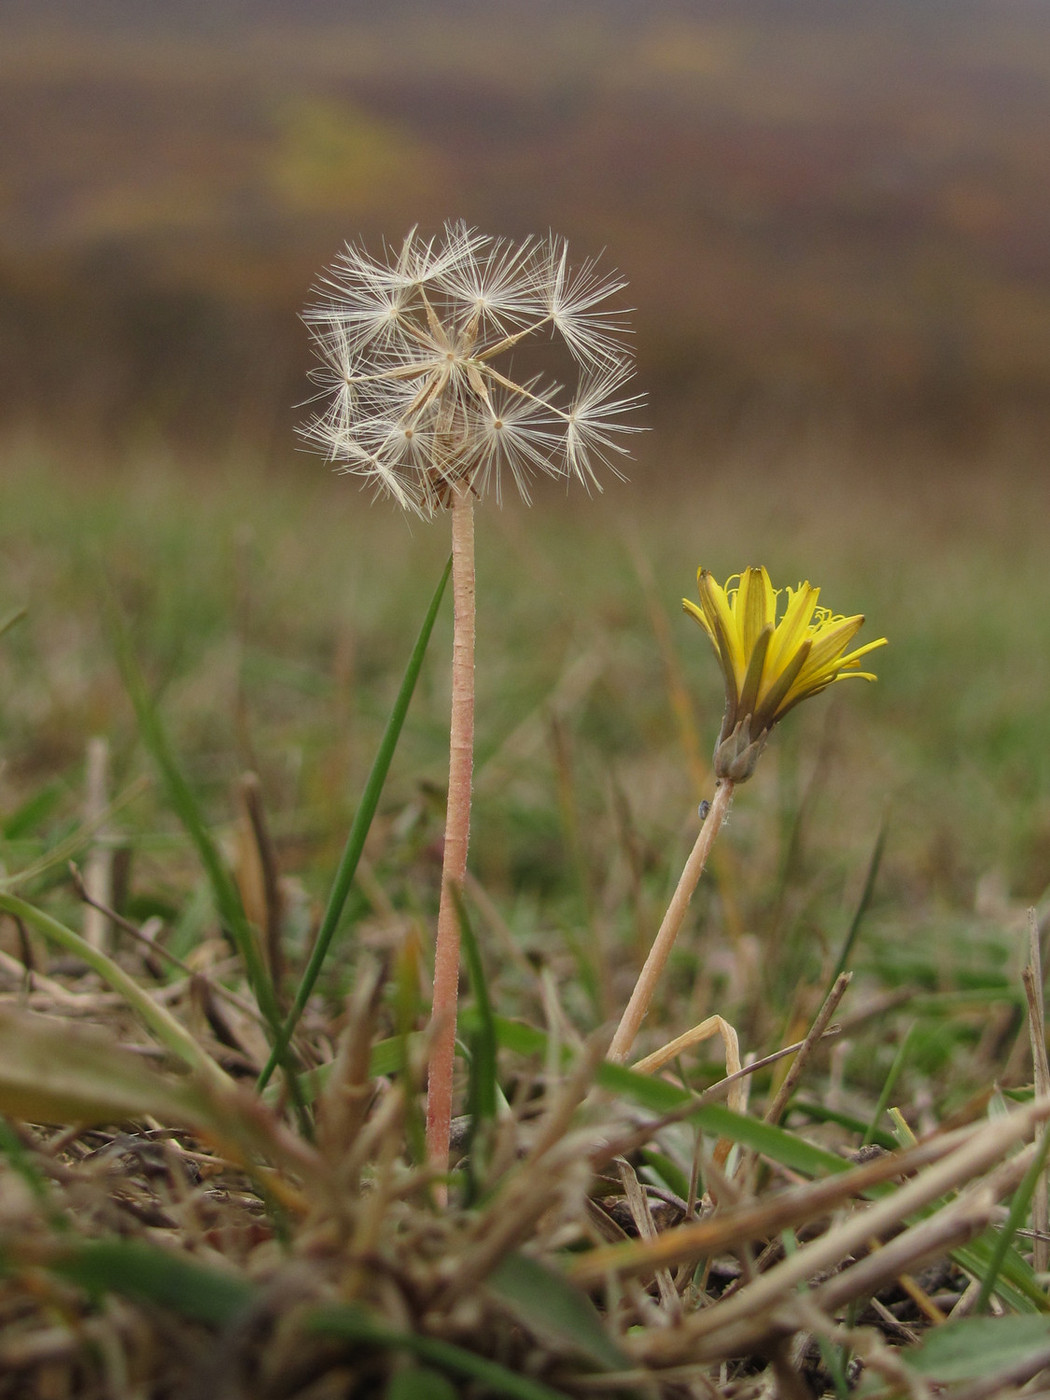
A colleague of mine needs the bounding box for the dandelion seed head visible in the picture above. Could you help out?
[300,221,641,517]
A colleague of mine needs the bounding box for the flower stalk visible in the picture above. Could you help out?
[608,778,734,1063]
[426,483,476,1174]
[611,566,885,1065]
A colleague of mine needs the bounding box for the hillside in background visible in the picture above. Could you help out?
[3,0,1050,458]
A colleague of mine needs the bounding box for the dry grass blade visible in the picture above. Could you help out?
[316,959,385,1167]
[570,1121,995,1288]
[0,1005,316,1203]
[811,1151,1035,1314]
[1024,907,1050,1276]
[439,1035,614,1307]
[626,1096,1050,1367]
[234,771,285,990]
[616,1157,679,1311]
[81,736,113,953]
[0,891,232,1090]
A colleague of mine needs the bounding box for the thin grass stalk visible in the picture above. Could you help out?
[427,484,476,1176]
[608,778,734,1063]
[764,973,852,1126]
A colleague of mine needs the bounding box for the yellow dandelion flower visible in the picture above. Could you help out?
[684,566,887,782]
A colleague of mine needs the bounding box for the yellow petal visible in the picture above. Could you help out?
[835,636,888,671]
[765,581,819,676]
[682,596,715,643]
[737,567,776,659]
[797,614,865,681]
[698,569,746,699]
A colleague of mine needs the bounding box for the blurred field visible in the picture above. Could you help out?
[3,0,1050,455]
[3,7,1050,1382]
[3,434,1048,1113]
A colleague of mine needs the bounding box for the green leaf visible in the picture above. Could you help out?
[486,1252,629,1371]
[640,1147,690,1201]
[908,1315,1050,1382]
[54,1237,256,1326]
[1,782,65,841]
[457,1014,854,1180]
[386,1368,460,1400]
[790,1099,897,1151]
[258,554,451,1091]
[863,1022,915,1147]
[308,1303,573,1400]
[594,1060,852,1179]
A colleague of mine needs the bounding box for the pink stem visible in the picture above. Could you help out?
[426,485,476,1178]
[608,779,734,1064]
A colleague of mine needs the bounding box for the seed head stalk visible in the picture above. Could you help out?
[426,482,476,1177]
[608,778,734,1063]
[300,224,640,1183]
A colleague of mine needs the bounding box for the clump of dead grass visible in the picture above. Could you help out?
[0,882,1048,1399]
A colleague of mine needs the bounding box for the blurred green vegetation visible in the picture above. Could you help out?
[2,438,1048,1117]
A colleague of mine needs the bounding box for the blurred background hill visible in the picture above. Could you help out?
[3,0,1050,463]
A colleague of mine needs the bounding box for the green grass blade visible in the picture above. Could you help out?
[0,607,26,640]
[107,597,280,1034]
[1,783,65,842]
[828,813,886,987]
[957,1234,1045,1313]
[458,886,498,1128]
[975,1118,1050,1313]
[0,778,149,893]
[862,1021,915,1147]
[790,1099,898,1150]
[258,555,451,1091]
[473,1014,855,1179]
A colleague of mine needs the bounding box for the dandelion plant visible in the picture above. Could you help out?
[301,222,640,1175]
[609,565,886,1062]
